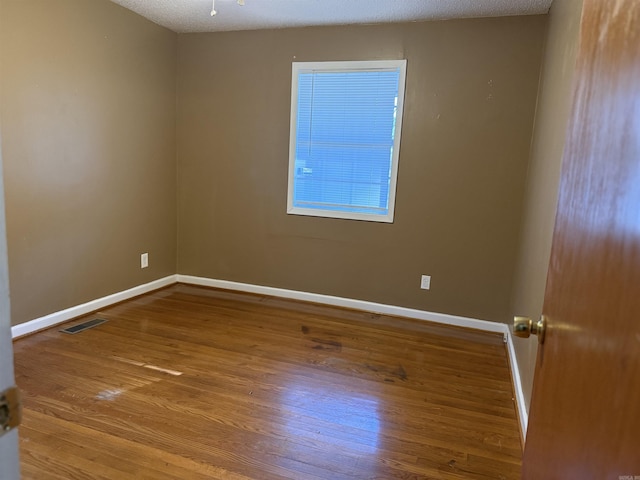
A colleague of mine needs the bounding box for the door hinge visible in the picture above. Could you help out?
[0,386,22,437]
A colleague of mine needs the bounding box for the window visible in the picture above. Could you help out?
[287,60,407,223]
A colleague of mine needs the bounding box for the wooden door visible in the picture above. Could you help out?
[523,0,640,477]
[0,139,20,478]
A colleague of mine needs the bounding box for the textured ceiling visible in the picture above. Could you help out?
[108,0,553,33]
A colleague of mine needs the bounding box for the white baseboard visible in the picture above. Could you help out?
[505,328,529,439]
[10,272,529,440]
[177,275,506,333]
[11,275,177,339]
[177,275,529,439]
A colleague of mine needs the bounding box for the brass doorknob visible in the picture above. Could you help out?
[513,316,546,344]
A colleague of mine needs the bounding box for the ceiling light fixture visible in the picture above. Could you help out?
[211,0,245,17]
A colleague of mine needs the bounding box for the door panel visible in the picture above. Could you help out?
[523,0,640,477]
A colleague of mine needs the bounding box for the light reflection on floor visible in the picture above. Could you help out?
[281,379,382,455]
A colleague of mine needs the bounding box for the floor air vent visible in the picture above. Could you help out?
[60,318,108,334]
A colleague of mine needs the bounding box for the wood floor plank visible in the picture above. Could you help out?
[22,411,250,480]
[14,284,522,479]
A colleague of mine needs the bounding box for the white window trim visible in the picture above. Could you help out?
[287,59,407,223]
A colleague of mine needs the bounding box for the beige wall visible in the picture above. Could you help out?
[0,0,178,326]
[177,17,546,323]
[0,2,551,332]
[511,0,584,413]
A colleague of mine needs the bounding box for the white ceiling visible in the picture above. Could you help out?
[108,0,553,34]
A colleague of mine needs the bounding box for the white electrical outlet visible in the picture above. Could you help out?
[141,253,149,269]
[420,275,431,290]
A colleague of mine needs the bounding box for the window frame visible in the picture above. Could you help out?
[287,59,407,223]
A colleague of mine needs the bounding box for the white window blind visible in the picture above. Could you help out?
[287,60,407,223]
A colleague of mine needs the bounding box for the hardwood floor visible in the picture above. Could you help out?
[13,284,521,479]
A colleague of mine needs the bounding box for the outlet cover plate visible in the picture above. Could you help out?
[420,275,431,290]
